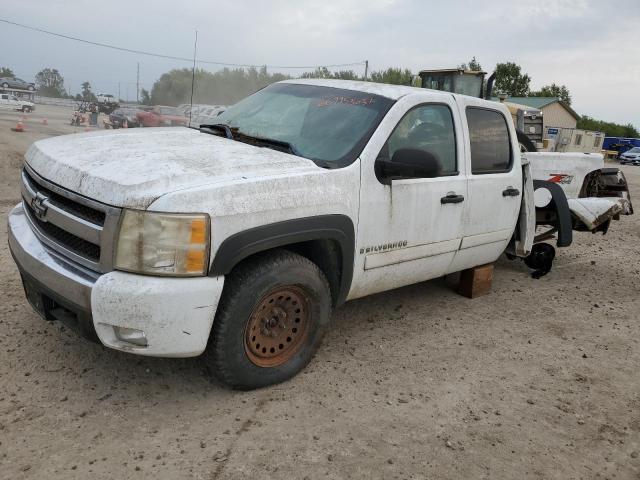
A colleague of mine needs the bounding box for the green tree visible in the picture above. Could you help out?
[577,115,638,138]
[494,62,531,96]
[300,68,360,80]
[530,83,572,105]
[81,81,97,101]
[459,56,482,71]
[369,67,413,85]
[139,88,151,105]
[332,70,360,80]
[34,68,66,97]
[301,67,333,79]
[0,66,14,78]
[150,66,290,106]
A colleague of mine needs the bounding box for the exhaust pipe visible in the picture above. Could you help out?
[485,72,496,99]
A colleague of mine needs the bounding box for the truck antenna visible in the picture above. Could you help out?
[189,30,198,127]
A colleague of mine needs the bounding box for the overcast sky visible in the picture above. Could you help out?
[1,0,638,127]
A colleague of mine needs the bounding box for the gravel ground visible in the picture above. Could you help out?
[0,105,639,480]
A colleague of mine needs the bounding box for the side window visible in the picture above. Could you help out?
[466,107,512,174]
[1,95,7,100]
[378,104,457,176]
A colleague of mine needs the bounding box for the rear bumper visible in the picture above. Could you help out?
[8,203,224,357]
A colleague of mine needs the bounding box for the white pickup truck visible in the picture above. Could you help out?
[8,79,632,389]
[0,93,35,113]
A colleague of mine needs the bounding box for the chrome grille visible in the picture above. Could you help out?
[24,169,106,226]
[21,165,121,273]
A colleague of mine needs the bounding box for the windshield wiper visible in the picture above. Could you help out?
[235,132,301,157]
[199,123,236,139]
[200,124,300,157]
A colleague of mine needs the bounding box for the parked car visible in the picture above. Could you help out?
[0,77,36,91]
[96,93,119,114]
[136,105,187,127]
[620,147,640,166]
[108,108,141,128]
[7,80,633,390]
[0,93,35,112]
[189,105,226,127]
[176,103,192,115]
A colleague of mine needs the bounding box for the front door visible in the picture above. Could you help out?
[349,94,467,300]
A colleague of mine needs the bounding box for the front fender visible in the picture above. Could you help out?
[209,215,355,305]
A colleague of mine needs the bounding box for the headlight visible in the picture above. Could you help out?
[115,210,210,276]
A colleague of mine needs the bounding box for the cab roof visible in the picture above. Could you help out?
[279,78,444,101]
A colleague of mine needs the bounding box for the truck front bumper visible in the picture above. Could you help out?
[8,204,224,357]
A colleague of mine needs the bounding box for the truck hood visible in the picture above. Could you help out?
[25,127,321,209]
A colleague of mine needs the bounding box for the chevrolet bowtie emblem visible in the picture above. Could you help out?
[31,192,48,220]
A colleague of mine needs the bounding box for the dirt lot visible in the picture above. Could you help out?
[0,104,639,480]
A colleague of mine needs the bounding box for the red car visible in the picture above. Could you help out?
[136,105,187,127]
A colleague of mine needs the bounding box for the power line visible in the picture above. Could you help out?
[0,17,366,70]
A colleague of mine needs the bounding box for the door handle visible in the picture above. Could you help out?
[502,187,520,197]
[441,192,465,204]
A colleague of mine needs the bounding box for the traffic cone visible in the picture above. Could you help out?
[42,118,48,125]
[84,127,91,132]
[123,118,128,128]
[11,120,25,132]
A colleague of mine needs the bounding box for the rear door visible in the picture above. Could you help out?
[449,98,522,271]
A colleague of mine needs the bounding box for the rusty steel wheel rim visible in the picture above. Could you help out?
[244,286,311,368]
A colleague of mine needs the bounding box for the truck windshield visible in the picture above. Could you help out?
[214,83,395,167]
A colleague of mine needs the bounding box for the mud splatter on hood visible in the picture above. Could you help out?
[25,127,320,209]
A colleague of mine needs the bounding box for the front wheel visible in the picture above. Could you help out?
[1,82,8,88]
[206,250,331,390]
[28,85,35,91]
[22,106,31,113]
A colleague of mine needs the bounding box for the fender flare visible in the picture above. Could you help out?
[210,215,355,305]
[533,180,572,247]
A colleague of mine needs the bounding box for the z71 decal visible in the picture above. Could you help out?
[548,173,574,184]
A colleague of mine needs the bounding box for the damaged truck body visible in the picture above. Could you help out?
[8,79,633,389]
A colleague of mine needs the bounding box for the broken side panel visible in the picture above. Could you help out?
[506,155,535,257]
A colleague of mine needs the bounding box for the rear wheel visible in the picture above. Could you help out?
[22,106,31,113]
[207,250,331,390]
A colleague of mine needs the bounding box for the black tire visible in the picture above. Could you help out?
[22,106,31,113]
[28,85,35,91]
[207,250,331,390]
[1,82,8,88]
[516,129,537,152]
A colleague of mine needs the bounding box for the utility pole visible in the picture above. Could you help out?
[364,60,369,81]
[118,82,121,102]
[136,62,140,104]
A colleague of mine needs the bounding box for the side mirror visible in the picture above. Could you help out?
[376,148,442,183]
